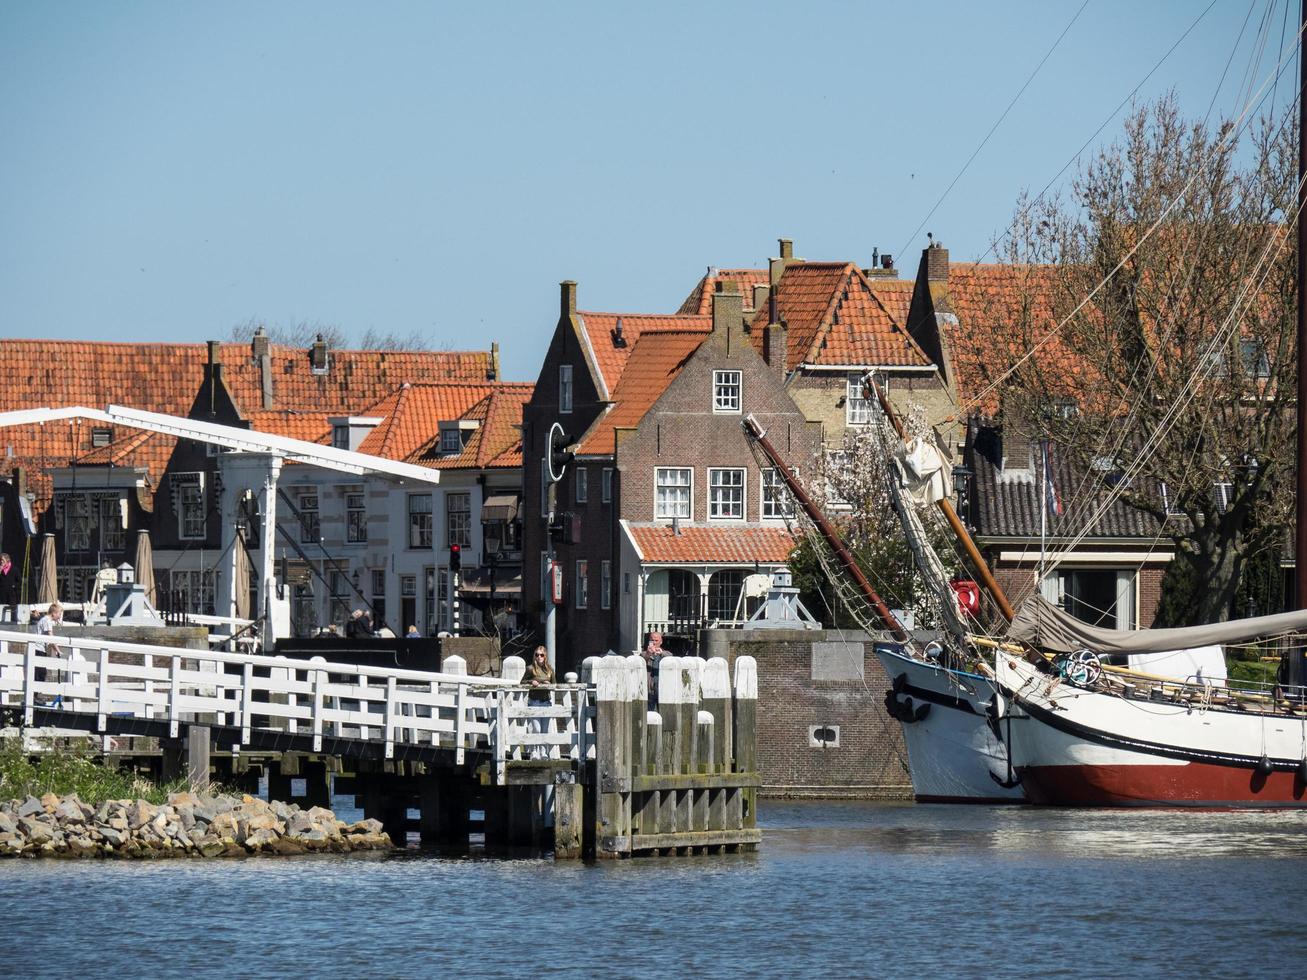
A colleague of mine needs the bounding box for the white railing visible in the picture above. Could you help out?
[0,630,591,778]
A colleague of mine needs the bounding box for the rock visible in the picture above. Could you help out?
[109,816,128,832]
[199,839,226,858]
[167,791,201,808]
[0,812,16,836]
[16,797,44,818]
[55,800,86,824]
[287,811,315,835]
[99,827,124,847]
[128,800,156,829]
[18,817,54,842]
[209,812,238,837]
[245,813,284,834]
[244,827,276,851]
[39,792,60,813]
[346,818,385,836]
[269,836,305,855]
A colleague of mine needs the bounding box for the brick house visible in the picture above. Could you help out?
[522,280,820,672]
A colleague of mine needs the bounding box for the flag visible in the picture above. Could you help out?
[1042,440,1063,517]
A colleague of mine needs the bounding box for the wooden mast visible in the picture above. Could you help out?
[1297,0,1307,611]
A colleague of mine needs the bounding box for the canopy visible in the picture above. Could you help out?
[481,494,520,522]
[893,431,953,507]
[37,534,57,605]
[134,530,156,606]
[1009,593,1307,654]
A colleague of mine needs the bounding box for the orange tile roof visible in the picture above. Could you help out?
[627,524,797,563]
[355,383,509,462]
[575,332,706,455]
[244,410,333,443]
[408,384,534,470]
[577,312,711,395]
[865,277,914,327]
[676,269,770,315]
[747,263,931,370]
[0,338,491,509]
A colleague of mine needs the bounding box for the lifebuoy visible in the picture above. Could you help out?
[950,579,981,617]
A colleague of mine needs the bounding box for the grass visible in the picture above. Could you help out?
[0,738,189,805]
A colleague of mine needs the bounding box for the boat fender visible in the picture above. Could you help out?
[1298,758,1307,784]
[912,701,931,722]
[892,673,908,695]
[883,690,898,717]
[1256,754,1274,777]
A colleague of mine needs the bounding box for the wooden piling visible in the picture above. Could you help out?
[701,657,732,773]
[733,655,758,844]
[186,725,210,791]
[593,657,631,858]
[552,772,583,859]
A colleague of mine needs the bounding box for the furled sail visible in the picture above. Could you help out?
[1009,592,1307,654]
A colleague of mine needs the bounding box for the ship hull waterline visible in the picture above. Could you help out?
[874,646,1026,805]
[997,654,1307,809]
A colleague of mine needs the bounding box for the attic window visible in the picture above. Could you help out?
[91,427,112,448]
[440,428,462,455]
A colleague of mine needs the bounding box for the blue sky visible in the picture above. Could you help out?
[0,1,1298,381]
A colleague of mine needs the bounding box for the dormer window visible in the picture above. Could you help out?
[437,420,479,455]
[332,426,349,450]
[559,364,573,414]
[713,370,742,413]
[440,428,462,455]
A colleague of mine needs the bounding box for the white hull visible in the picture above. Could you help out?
[995,654,1307,807]
[875,646,1025,803]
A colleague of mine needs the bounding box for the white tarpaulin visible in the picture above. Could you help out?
[1127,646,1227,686]
[895,431,953,507]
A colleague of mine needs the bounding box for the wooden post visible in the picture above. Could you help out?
[593,657,630,858]
[186,725,211,791]
[733,655,758,840]
[160,737,184,783]
[501,654,526,683]
[553,772,583,859]
[302,760,331,809]
[701,657,732,773]
[694,710,713,836]
[656,657,683,841]
[420,772,471,849]
[443,654,467,761]
[624,654,647,840]
[676,658,702,835]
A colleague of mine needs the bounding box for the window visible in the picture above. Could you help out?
[346,492,367,544]
[169,568,216,616]
[100,496,126,552]
[713,370,742,413]
[575,467,588,504]
[846,374,871,425]
[408,493,432,548]
[91,427,112,448]
[440,427,462,455]
[575,560,588,609]
[602,467,613,504]
[601,560,612,610]
[371,569,386,629]
[332,426,349,450]
[1241,339,1270,378]
[1158,481,1185,517]
[65,494,92,551]
[180,483,206,540]
[655,467,692,519]
[559,364,573,414]
[446,492,471,547]
[709,468,745,520]
[297,492,319,544]
[329,570,349,624]
[762,468,796,519]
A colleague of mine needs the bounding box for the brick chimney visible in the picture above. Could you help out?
[712,281,744,353]
[769,237,799,287]
[251,326,273,409]
[560,280,577,318]
[752,283,770,314]
[926,240,949,281]
[309,334,329,375]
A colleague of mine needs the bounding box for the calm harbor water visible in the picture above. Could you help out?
[4,799,1307,978]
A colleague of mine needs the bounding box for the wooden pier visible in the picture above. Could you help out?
[0,631,759,859]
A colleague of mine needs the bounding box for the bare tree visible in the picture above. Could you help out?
[979,97,1296,625]
[227,319,349,349]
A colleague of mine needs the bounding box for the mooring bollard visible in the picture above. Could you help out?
[593,657,631,858]
[700,657,732,774]
[732,655,758,838]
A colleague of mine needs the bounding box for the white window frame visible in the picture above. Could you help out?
[575,466,588,504]
[446,492,471,548]
[559,364,573,414]
[602,467,613,504]
[654,467,693,520]
[439,427,462,455]
[761,467,796,519]
[846,374,872,425]
[575,560,588,610]
[601,560,612,610]
[708,467,746,520]
[332,426,349,450]
[713,369,742,413]
[297,491,319,544]
[408,493,433,549]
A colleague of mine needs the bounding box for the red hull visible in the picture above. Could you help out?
[1020,762,1307,808]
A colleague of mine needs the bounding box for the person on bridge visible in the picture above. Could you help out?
[34,601,64,701]
[525,645,555,759]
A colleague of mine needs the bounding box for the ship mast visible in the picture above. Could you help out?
[1297,0,1307,612]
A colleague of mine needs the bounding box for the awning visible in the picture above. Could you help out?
[481,494,520,522]
[458,566,523,596]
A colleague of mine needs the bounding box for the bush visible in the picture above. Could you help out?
[0,738,186,804]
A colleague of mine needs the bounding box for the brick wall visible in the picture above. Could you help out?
[703,629,912,799]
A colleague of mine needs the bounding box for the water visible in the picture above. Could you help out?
[4,800,1307,979]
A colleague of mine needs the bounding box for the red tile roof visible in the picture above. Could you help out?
[0,338,491,508]
[747,263,931,370]
[865,277,914,328]
[677,269,770,315]
[355,383,509,461]
[627,524,797,564]
[408,384,534,470]
[244,410,334,443]
[577,312,711,395]
[574,332,706,455]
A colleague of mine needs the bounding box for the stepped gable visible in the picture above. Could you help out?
[627,524,796,564]
[676,268,769,315]
[574,331,707,456]
[748,262,931,370]
[576,311,711,396]
[407,383,534,470]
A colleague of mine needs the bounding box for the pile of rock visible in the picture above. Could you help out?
[0,791,393,858]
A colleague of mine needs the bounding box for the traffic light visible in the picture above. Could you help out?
[546,422,573,483]
[449,543,461,571]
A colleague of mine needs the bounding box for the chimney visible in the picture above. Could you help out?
[309,334,329,374]
[12,466,24,500]
[712,280,743,330]
[779,238,793,261]
[752,283,770,313]
[206,340,221,372]
[1000,401,1033,472]
[865,247,899,278]
[252,327,273,409]
[764,321,788,381]
[489,341,500,381]
[926,240,949,282]
[561,280,577,318]
[613,316,627,348]
[769,237,799,287]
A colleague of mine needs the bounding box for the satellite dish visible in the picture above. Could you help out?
[546,422,572,484]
